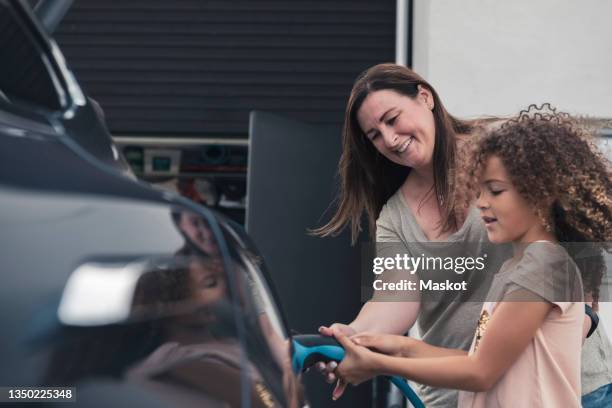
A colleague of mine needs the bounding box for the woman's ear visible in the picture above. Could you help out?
[417,85,434,110]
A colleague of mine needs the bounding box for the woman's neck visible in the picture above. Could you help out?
[404,165,435,195]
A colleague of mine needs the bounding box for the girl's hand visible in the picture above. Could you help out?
[331,328,380,400]
[351,332,410,357]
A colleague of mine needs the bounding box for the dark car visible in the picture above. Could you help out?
[0,0,304,406]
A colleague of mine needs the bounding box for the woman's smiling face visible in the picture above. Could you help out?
[476,155,547,244]
[357,88,436,170]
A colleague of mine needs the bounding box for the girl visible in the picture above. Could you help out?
[330,106,612,407]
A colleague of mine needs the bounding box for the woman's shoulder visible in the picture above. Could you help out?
[375,189,405,240]
[377,188,405,222]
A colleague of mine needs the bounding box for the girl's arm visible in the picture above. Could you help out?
[316,300,420,383]
[333,299,553,398]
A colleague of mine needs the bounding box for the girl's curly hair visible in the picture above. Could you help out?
[458,104,612,306]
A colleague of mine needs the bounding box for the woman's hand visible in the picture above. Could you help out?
[315,323,356,383]
[331,328,380,400]
[318,322,356,337]
[351,332,411,357]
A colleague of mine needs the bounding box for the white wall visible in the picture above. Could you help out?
[412,0,612,119]
[412,0,612,330]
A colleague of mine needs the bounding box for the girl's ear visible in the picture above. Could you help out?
[417,85,434,110]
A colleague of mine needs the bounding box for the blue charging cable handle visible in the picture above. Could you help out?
[292,334,425,408]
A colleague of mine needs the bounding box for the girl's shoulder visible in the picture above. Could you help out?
[522,241,574,266]
[506,241,583,304]
[511,241,576,279]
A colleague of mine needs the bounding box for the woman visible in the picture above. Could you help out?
[312,64,612,407]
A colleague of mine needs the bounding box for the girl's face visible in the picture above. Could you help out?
[357,88,436,171]
[188,258,227,306]
[476,156,547,244]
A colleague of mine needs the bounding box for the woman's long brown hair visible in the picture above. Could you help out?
[312,63,476,244]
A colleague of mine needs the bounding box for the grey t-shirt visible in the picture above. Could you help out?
[375,189,612,406]
[582,323,612,394]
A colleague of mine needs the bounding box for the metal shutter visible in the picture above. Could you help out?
[55,0,395,137]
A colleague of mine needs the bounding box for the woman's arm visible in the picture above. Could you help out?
[351,333,467,358]
[318,299,420,341]
[333,300,553,398]
[351,300,420,334]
